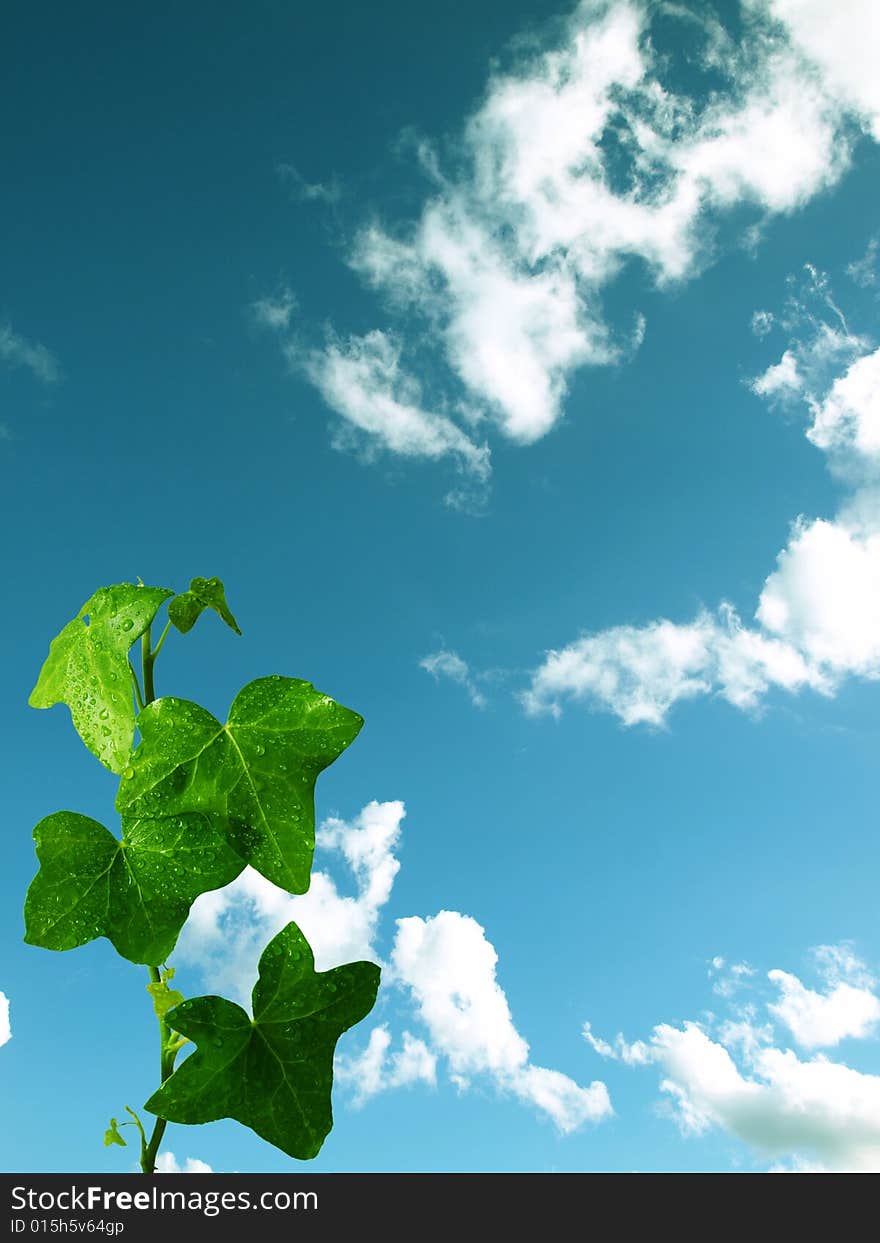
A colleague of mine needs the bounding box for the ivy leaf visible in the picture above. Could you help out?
[29,583,173,772]
[168,577,241,636]
[115,676,363,892]
[104,1119,127,1148]
[146,969,185,1019]
[145,922,380,1160]
[24,810,244,965]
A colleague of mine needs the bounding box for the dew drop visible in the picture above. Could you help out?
[123,766,135,780]
[99,708,110,720]
[121,618,134,631]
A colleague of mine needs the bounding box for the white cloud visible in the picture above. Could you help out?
[419,649,487,708]
[522,606,823,723]
[178,799,405,1002]
[299,330,491,479]
[585,942,880,1171]
[759,0,880,141]
[350,3,852,447]
[806,347,880,462]
[848,237,878,287]
[335,1026,437,1105]
[180,802,606,1135]
[756,516,880,674]
[258,2,879,488]
[525,271,880,726]
[391,911,611,1132]
[0,992,10,1047]
[768,970,880,1049]
[155,1153,213,1174]
[0,323,60,384]
[750,349,802,398]
[751,309,775,336]
[653,1022,880,1171]
[582,1022,651,1065]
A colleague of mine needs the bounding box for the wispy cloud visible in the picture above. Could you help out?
[336,1026,437,1105]
[251,286,297,332]
[298,330,491,487]
[584,942,880,1171]
[179,800,610,1135]
[847,237,878,288]
[276,162,343,206]
[419,649,487,708]
[0,323,60,385]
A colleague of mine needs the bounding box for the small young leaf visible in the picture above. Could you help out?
[168,577,241,636]
[29,583,173,772]
[145,922,380,1160]
[146,970,185,1018]
[104,1118,127,1148]
[116,676,363,892]
[24,810,244,965]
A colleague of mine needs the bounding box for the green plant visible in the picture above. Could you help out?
[24,577,379,1172]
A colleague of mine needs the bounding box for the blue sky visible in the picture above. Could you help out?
[3,0,880,1173]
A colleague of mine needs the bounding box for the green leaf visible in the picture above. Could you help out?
[104,1118,127,1148]
[29,583,173,772]
[169,577,241,636]
[145,922,380,1160]
[146,969,185,1018]
[116,676,363,892]
[24,810,244,965]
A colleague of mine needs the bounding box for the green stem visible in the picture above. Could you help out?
[150,619,173,661]
[140,966,174,1175]
[141,626,156,705]
[129,662,145,712]
[124,1106,148,1170]
[138,628,172,1174]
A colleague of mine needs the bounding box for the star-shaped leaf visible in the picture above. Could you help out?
[29,583,173,772]
[24,810,244,965]
[145,922,380,1159]
[168,577,241,636]
[115,676,363,892]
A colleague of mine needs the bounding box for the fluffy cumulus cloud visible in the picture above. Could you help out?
[154,1153,213,1174]
[0,323,60,384]
[178,799,406,1001]
[759,0,880,141]
[180,801,608,1135]
[525,263,880,724]
[390,911,611,1132]
[0,992,10,1048]
[255,1,878,487]
[584,943,880,1171]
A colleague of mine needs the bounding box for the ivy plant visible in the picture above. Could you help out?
[24,577,379,1171]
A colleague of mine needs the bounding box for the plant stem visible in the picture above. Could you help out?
[150,619,172,661]
[129,662,145,712]
[140,965,175,1175]
[141,625,156,705]
[139,621,170,1174]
